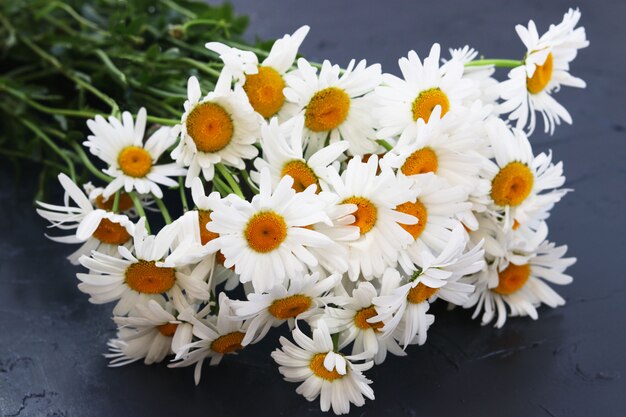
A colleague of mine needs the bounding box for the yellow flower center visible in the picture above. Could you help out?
[411,88,450,123]
[244,211,288,253]
[198,210,219,245]
[125,260,176,294]
[395,199,427,240]
[493,263,531,295]
[354,306,384,331]
[210,331,245,354]
[118,146,152,178]
[407,282,438,304]
[280,160,319,193]
[310,353,344,381]
[243,66,286,118]
[491,162,534,207]
[268,294,312,320]
[95,193,134,212]
[527,53,553,95]
[186,102,234,153]
[401,147,438,176]
[341,196,377,235]
[157,323,178,337]
[304,87,350,132]
[92,218,131,245]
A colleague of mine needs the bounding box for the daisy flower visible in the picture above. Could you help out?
[207,26,310,118]
[172,76,261,186]
[253,116,349,192]
[105,299,193,366]
[283,57,382,154]
[84,108,185,199]
[498,8,589,134]
[36,173,134,264]
[228,271,340,345]
[170,293,255,385]
[324,281,406,365]
[375,43,477,142]
[271,320,375,415]
[395,173,472,272]
[464,222,575,328]
[76,217,211,315]
[324,155,418,281]
[205,168,334,292]
[373,225,484,347]
[381,105,488,199]
[483,118,569,229]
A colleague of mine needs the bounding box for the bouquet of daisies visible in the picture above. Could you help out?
[36,8,587,415]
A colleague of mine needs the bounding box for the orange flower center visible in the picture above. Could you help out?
[92,218,131,245]
[157,323,178,337]
[395,199,427,240]
[125,260,176,294]
[304,87,350,132]
[95,193,134,212]
[493,263,531,295]
[268,294,312,319]
[527,53,553,94]
[310,353,344,381]
[244,211,288,253]
[407,282,438,304]
[198,210,219,245]
[491,162,534,207]
[354,306,384,331]
[211,331,245,354]
[280,160,319,192]
[411,88,449,122]
[341,196,377,235]
[401,147,438,176]
[243,66,286,118]
[118,146,152,178]
[186,102,234,153]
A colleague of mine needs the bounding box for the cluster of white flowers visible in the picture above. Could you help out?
[37,9,586,415]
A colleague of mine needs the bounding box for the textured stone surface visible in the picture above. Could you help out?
[1,0,625,416]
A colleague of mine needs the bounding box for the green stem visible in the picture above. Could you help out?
[376,139,393,151]
[178,177,189,211]
[331,333,340,351]
[0,84,99,118]
[465,59,522,68]
[182,18,230,32]
[129,192,150,233]
[154,197,172,224]
[240,169,259,194]
[20,118,76,181]
[179,57,222,78]
[216,164,244,198]
[146,115,180,126]
[112,190,121,213]
[212,175,231,197]
[71,142,114,182]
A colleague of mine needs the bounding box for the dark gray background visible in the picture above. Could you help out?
[1,0,625,416]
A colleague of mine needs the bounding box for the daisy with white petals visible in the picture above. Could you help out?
[373,225,484,347]
[498,8,589,134]
[84,108,185,199]
[376,43,477,142]
[254,116,349,192]
[464,222,575,328]
[325,155,417,281]
[205,168,334,292]
[36,173,134,264]
[229,271,340,345]
[207,26,310,119]
[483,118,568,229]
[271,320,375,415]
[284,57,382,154]
[77,218,210,315]
[172,76,260,186]
[106,299,193,366]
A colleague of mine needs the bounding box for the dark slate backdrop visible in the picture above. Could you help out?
[1,0,625,416]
